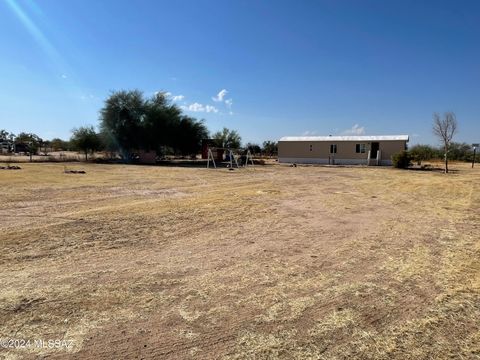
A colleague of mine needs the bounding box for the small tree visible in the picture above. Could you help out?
[0,130,15,142]
[245,142,261,155]
[433,112,458,173]
[448,142,472,161]
[0,130,15,152]
[409,144,441,164]
[15,132,43,155]
[71,126,102,161]
[212,127,242,149]
[262,140,278,156]
[50,138,70,151]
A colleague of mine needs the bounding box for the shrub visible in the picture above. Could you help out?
[392,151,413,169]
[409,144,441,164]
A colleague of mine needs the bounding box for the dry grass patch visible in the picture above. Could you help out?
[0,162,478,359]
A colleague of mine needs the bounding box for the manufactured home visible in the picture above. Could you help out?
[278,135,409,166]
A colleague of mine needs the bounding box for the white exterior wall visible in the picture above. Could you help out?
[278,157,393,165]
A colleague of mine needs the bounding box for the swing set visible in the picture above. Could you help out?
[206,147,255,169]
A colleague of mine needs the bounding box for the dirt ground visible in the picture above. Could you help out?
[0,162,479,359]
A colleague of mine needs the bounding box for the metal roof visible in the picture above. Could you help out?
[279,135,409,142]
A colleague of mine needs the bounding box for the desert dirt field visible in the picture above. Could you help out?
[0,162,479,359]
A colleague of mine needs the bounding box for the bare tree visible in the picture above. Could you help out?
[433,112,458,173]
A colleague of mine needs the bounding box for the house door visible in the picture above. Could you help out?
[370,142,379,159]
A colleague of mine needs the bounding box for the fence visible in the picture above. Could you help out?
[0,151,108,163]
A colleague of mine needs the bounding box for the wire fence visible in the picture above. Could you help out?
[0,151,104,163]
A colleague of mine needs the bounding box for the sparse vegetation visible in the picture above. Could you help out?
[70,126,103,161]
[211,127,242,149]
[0,163,478,358]
[409,144,440,164]
[392,150,413,168]
[262,140,278,156]
[432,111,458,173]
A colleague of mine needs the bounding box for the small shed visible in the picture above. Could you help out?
[201,139,224,161]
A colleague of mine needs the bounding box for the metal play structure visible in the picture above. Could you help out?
[206,147,255,169]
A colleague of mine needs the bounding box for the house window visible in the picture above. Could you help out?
[355,143,366,153]
[329,144,337,154]
[309,144,313,151]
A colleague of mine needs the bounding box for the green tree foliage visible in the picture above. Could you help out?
[0,130,15,142]
[100,90,146,158]
[0,130,15,152]
[409,144,441,163]
[212,127,242,149]
[392,151,413,169]
[40,140,51,155]
[409,142,474,164]
[174,116,209,156]
[70,126,102,160]
[100,90,209,159]
[245,142,262,155]
[50,138,70,151]
[448,142,473,161]
[143,92,180,151]
[15,132,43,154]
[262,140,278,156]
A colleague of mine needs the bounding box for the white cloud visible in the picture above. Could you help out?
[205,105,219,113]
[303,130,317,136]
[155,91,184,102]
[171,95,185,101]
[212,89,228,102]
[225,98,233,108]
[342,124,365,135]
[184,102,218,113]
[188,102,204,112]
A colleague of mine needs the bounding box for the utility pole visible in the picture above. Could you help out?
[472,144,479,168]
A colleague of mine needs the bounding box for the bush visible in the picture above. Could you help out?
[448,142,474,161]
[409,144,441,163]
[392,151,413,169]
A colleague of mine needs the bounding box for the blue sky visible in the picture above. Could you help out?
[1,0,479,145]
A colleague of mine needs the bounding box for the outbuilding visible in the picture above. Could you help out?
[278,135,409,166]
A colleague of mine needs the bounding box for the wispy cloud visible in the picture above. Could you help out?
[155,91,184,102]
[155,89,232,115]
[182,102,218,113]
[342,124,365,135]
[205,105,218,113]
[171,95,184,101]
[212,89,228,102]
[211,89,234,115]
[80,94,95,101]
[302,130,317,136]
